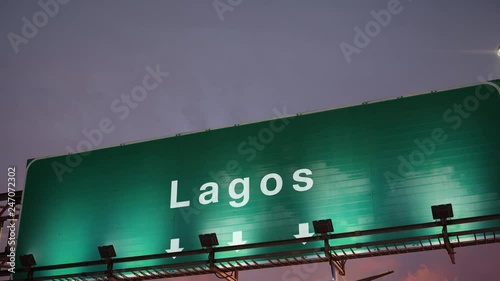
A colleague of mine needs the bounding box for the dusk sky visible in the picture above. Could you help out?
[1,1,500,280]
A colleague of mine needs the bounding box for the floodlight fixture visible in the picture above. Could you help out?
[431,204,454,220]
[98,245,116,259]
[199,233,219,248]
[313,219,334,234]
[497,46,500,57]
[20,254,36,267]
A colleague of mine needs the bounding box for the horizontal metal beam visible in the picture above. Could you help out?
[5,213,499,280]
[6,226,498,281]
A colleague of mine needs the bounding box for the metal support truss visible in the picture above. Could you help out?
[439,217,456,264]
[104,259,114,279]
[208,247,238,281]
[1,190,499,281]
[25,268,34,281]
[322,234,346,276]
[0,190,22,275]
[357,270,394,281]
[6,223,499,281]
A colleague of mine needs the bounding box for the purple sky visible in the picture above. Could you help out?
[1,0,500,280]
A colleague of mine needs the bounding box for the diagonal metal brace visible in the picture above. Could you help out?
[103,258,114,279]
[440,218,456,264]
[26,269,34,281]
[208,247,238,281]
[323,235,346,276]
[22,263,34,281]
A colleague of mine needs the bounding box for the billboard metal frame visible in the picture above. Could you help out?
[2,191,499,281]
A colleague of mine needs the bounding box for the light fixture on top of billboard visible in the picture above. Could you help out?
[431,204,454,220]
[199,233,219,248]
[20,254,36,268]
[98,245,116,259]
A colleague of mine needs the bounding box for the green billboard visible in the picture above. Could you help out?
[15,80,500,278]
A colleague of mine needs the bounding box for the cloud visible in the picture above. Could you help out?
[405,265,445,281]
[352,256,401,273]
[340,255,401,281]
